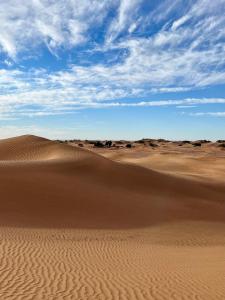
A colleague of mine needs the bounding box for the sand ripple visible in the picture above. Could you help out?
[0,226,225,300]
[0,135,224,299]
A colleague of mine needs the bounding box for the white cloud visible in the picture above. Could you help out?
[150,87,192,93]
[0,90,224,120]
[0,0,225,121]
[190,112,225,117]
[171,15,190,31]
[0,0,114,58]
[176,105,197,109]
[89,98,225,108]
[106,0,141,43]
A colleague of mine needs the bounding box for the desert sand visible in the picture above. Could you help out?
[0,135,225,299]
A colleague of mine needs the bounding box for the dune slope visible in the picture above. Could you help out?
[0,135,225,299]
[0,134,224,228]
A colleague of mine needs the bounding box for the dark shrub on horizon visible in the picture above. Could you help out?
[149,142,158,147]
[178,140,191,146]
[94,141,104,148]
[218,143,225,148]
[157,138,169,143]
[105,140,112,147]
[126,143,132,148]
[192,142,201,147]
[135,139,145,144]
[198,140,211,143]
[217,140,225,143]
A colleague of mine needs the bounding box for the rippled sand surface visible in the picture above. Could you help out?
[0,135,224,299]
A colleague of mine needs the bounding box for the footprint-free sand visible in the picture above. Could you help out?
[0,135,225,299]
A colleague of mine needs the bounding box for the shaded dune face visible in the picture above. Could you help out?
[0,135,224,228]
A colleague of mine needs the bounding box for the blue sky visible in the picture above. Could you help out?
[0,0,225,140]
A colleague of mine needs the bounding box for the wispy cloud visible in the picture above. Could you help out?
[0,93,225,120]
[0,0,225,121]
[0,0,115,58]
[189,111,225,117]
[106,0,142,43]
[83,98,225,108]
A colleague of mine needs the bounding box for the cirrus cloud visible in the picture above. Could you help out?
[0,0,224,122]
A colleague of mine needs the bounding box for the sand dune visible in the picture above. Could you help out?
[0,134,98,161]
[94,140,225,183]
[0,134,224,228]
[0,135,225,299]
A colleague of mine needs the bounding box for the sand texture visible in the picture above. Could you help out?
[0,135,225,299]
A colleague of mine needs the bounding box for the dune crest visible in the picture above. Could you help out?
[0,134,99,162]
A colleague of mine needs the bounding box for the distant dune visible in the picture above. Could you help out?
[0,135,225,299]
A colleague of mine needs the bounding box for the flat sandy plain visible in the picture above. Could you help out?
[0,135,225,299]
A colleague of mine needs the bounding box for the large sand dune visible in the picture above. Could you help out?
[0,134,224,228]
[0,135,225,299]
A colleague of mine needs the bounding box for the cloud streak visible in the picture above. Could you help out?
[0,93,225,120]
[0,0,225,121]
[0,0,115,58]
[189,111,225,117]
